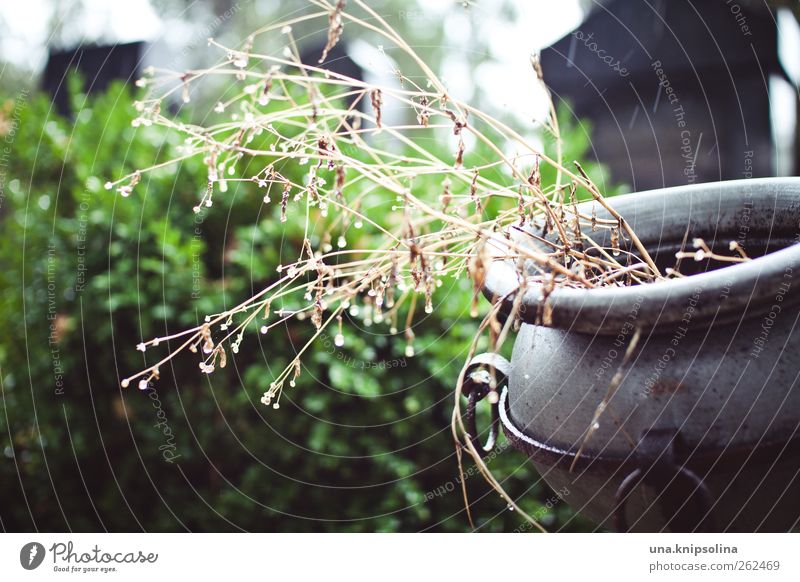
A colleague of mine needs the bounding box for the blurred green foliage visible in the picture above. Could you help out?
[0,79,612,532]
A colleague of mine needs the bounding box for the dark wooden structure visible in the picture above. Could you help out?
[43,42,144,116]
[541,0,791,190]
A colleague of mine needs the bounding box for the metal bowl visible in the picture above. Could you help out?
[467,178,800,532]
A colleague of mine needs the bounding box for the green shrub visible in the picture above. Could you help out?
[0,80,609,531]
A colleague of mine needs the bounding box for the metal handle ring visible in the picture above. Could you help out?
[461,353,511,458]
[614,465,714,532]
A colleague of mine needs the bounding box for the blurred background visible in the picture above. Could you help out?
[1,0,798,532]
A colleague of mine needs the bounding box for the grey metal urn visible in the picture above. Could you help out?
[464,178,800,532]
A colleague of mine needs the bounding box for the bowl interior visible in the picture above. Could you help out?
[483,178,800,331]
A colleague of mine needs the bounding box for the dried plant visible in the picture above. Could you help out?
[108,0,706,529]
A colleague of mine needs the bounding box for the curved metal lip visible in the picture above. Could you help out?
[498,387,800,474]
[482,178,800,334]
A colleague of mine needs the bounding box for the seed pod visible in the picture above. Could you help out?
[611,225,621,256]
[455,137,465,168]
[370,89,383,128]
[441,177,452,212]
[444,108,467,135]
[218,346,227,368]
[335,165,346,200]
[319,0,346,63]
[281,182,290,222]
[470,169,482,214]
[417,96,430,127]
[527,156,541,191]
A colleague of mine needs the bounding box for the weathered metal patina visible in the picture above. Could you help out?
[464,178,800,532]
